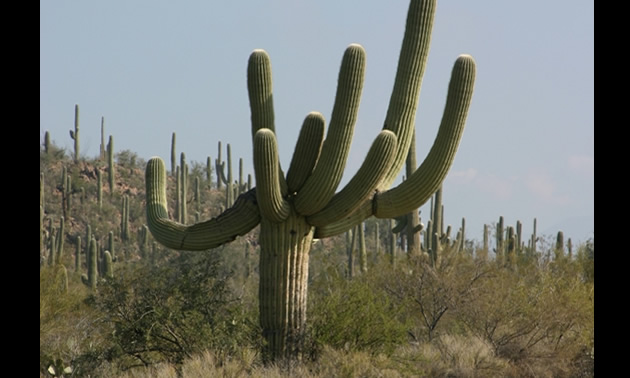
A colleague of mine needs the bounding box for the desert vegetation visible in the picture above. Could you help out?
[41,0,592,376]
[40,137,593,377]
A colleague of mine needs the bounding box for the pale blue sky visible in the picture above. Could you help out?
[40,1,594,245]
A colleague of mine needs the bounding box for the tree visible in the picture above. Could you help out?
[144,0,476,361]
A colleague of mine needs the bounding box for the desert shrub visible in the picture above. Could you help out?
[85,250,261,372]
[308,264,408,356]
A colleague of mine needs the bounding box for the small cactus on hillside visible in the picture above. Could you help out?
[69,104,80,162]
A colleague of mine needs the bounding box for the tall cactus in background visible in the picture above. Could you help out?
[44,131,51,154]
[100,117,106,160]
[171,132,177,177]
[405,129,422,256]
[358,222,367,273]
[121,196,130,241]
[107,135,115,195]
[81,237,97,289]
[69,104,80,162]
[555,230,564,259]
[215,141,225,190]
[145,0,475,361]
[75,235,81,271]
[496,215,505,261]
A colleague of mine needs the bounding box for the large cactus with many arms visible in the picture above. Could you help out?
[145,0,475,361]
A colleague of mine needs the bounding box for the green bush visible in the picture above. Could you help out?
[308,265,408,356]
[85,250,261,371]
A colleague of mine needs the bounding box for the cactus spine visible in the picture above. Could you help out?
[145,0,475,361]
[69,104,80,162]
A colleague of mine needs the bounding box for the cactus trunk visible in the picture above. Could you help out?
[258,214,313,361]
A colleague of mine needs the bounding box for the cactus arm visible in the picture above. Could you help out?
[145,157,260,250]
[248,50,276,136]
[247,50,288,196]
[285,112,325,194]
[314,54,475,238]
[294,44,366,215]
[307,130,397,227]
[374,54,475,217]
[254,129,291,223]
[380,0,436,188]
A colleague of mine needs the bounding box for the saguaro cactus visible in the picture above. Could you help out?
[145,0,475,361]
[107,135,115,195]
[171,132,177,177]
[69,104,80,162]
[100,117,106,160]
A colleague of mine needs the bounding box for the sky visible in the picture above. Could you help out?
[40,1,594,246]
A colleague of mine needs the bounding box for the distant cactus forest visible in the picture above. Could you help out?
[40,1,592,377]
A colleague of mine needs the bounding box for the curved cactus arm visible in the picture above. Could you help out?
[248,49,276,136]
[146,157,260,250]
[294,43,366,216]
[307,130,397,227]
[374,54,475,218]
[254,129,291,223]
[380,0,437,188]
[247,50,288,196]
[314,54,476,238]
[285,112,325,194]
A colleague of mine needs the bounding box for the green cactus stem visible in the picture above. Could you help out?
[405,129,422,256]
[496,216,504,259]
[216,141,224,190]
[358,222,367,273]
[121,196,130,241]
[56,216,65,262]
[44,131,51,154]
[108,231,115,259]
[81,237,97,289]
[555,231,564,259]
[180,153,188,223]
[107,135,115,195]
[49,232,56,266]
[139,224,150,258]
[347,228,355,278]
[100,117,106,160]
[195,176,201,212]
[75,235,81,271]
[103,250,114,279]
[69,104,80,162]
[171,132,177,177]
[144,0,475,361]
